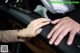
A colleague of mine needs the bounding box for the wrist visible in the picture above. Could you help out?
[17,29,25,39]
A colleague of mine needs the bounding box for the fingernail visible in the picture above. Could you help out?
[54,42,58,46]
[67,41,72,45]
[47,36,50,39]
[39,28,43,31]
[51,21,55,24]
[49,41,53,45]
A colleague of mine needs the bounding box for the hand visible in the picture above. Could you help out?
[18,18,51,38]
[47,17,80,45]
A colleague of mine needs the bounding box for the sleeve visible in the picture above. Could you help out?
[0,30,23,43]
[68,5,80,23]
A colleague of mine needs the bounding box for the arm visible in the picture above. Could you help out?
[0,30,21,42]
[0,18,50,43]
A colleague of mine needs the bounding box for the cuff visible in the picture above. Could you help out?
[9,30,24,42]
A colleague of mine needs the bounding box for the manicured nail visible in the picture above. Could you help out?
[39,28,43,31]
[47,36,50,39]
[49,41,53,45]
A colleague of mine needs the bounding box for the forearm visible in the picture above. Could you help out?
[0,30,23,43]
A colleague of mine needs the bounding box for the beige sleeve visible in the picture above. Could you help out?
[0,30,23,43]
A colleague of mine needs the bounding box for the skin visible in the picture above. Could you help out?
[47,16,80,45]
[18,18,51,38]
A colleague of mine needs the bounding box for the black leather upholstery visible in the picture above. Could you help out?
[0,1,80,53]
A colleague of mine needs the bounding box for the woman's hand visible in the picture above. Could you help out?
[18,18,51,38]
[47,17,80,45]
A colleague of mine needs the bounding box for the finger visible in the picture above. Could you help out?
[47,21,62,39]
[31,18,51,25]
[51,19,61,24]
[33,21,50,33]
[47,19,66,39]
[49,23,67,45]
[67,30,76,45]
[35,28,43,36]
[54,27,70,45]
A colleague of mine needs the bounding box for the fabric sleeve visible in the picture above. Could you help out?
[0,30,23,43]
